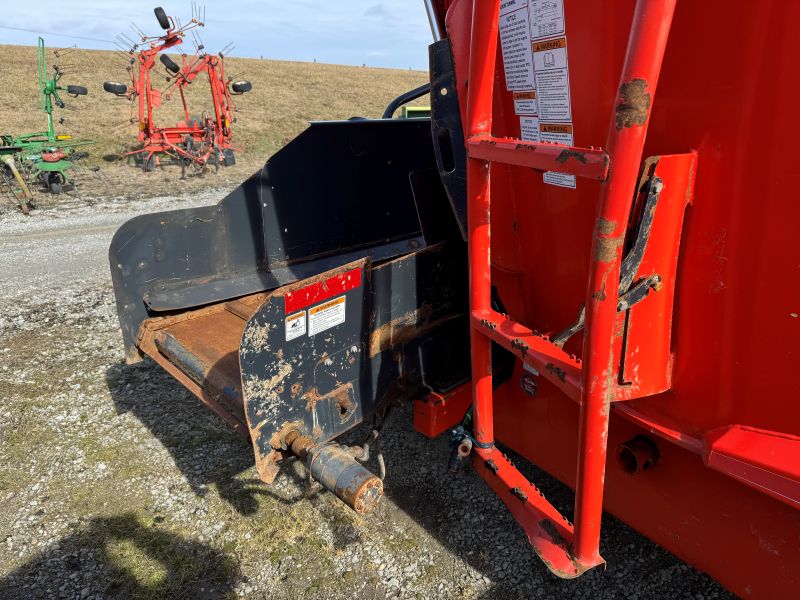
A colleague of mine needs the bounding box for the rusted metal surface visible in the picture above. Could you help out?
[240,241,468,492]
[135,290,272,437]
[368,304,461,358]
[615,152,696,400]
[466,135,610,182]
[615,79,651,131]
[470,308,582,402]
[307,443,383,514]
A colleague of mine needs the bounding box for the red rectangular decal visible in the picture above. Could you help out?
[284,268,362,313]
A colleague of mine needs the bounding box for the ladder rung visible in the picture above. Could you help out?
[467,135,609,181]
[471,309,582,401]
[473,446,602,578]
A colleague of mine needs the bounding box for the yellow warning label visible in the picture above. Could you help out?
[309,296,344,315]
[285,311,306,341]
[540,123,573,134]
[532,37,566,52]
[308,295,346,336]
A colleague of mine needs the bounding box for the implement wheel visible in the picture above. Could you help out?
[160,54,180,74]
[45,171,65,194]
[154,7,170,30]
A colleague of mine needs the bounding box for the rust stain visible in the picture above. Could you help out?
[615,79,650,131]
[511,338,530,357]
[596,217,616,236]
[546,363,567,383]
[555,149,587,165]
[268,420,305,451]
[480,318,497,330]
[594,235,623,263]
[369,304,458,357]
[592,285,607,301]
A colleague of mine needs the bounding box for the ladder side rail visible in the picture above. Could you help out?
[465,0,500,448]
[574,0,679,564]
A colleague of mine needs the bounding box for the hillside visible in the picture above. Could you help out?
[0,43,428,201]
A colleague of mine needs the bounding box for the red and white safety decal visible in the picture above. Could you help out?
[284,267,362,313]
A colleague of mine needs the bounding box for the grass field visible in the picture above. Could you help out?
[0,43,428,203]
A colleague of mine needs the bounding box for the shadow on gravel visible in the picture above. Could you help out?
[343,402,734,600]
[105,360,320,516]
[104,360,731,599]
[0,512,238,599]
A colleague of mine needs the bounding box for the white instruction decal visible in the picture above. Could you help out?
[499,0,536,92]
[285,311,307,341]
[540,122,576,188]
[532,37,572,122]
[513,91,538,115]
[520,116,540,141]
[308,296,346,336]
[529,0,565,40]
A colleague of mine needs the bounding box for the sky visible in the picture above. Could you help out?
[0,0,434,70]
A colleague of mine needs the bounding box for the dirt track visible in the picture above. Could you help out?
[0,194,733,599]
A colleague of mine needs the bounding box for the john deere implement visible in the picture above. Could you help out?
[0,37,93,212]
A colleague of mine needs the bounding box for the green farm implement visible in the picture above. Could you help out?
[0,38,93,212]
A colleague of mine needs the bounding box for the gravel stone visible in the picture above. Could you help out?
[0,193,735,599]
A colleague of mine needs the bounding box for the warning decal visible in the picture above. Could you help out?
[308,296,346,337]
[520,116,540,142]
[499,0,535,92]
[529,0,565,40]
[284,267,361,313]
[502,0,576,189]
[285,311,307,341]
[540,122,576,188]
[513,91,538,116]
[532,36,572,122]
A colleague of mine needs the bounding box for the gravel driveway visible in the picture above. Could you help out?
[0,195,734,599]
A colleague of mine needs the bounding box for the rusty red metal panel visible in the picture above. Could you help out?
[471,308,582,402]
[445,0,800,594]
[466,135,609,181]
[616,151,697,400]
[471,446,594,579]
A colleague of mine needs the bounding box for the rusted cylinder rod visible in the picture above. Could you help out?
[284,431,383,514]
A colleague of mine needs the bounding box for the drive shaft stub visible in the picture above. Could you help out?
[284,430,384,514]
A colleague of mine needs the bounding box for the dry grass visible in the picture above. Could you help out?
[0,43,428,201]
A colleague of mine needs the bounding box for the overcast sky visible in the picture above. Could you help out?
[0,1,433,70]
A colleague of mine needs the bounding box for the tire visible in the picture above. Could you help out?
[142,156,156,172]
[46,172,64,194]
[160,54,180,74]
[231,80,252,94]
[67,85,87,96]
[103,81,127,95]
[222,149,235,166]
[154,7,170,30]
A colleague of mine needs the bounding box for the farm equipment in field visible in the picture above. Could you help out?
[109,0,800,597]
[0,38,93,211]
[103,6,251,172]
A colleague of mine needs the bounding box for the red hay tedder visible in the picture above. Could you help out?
[108,1,799,597]
[104,6,251,171]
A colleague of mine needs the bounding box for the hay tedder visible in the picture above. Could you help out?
[103,6,251,172]
[0,37,92,212]
[109,0,799,597]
